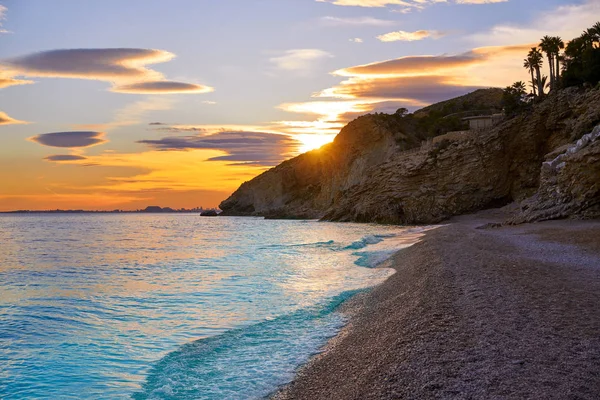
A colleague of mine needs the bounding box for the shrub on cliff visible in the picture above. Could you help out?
[502,81,529,115]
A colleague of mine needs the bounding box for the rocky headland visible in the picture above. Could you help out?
[220,87,600,225]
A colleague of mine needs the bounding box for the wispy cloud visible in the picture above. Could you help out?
[79,148,272,194]
[319,16,395,26]
[1,48,214,94]
[0,76,34,88]
[44,155,88,162]
[29,131,108,148]
[0,110,27,125]
[377,30,445,42]
[316,0,417,7]
[269,49,333,75]
[316,0,507,12]
[469,0,600,46]
[456,0,507,3]
[113,81,213,94]
[73,97,175,132]
[350,38,364,43]
[0,5,10,34]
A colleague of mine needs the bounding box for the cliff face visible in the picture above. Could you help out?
[220,88,600,224]
[508,125,600,223]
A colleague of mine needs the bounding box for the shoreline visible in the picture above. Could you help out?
[272,210,600,399]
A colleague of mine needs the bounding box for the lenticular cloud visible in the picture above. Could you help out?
[1,48,214,94]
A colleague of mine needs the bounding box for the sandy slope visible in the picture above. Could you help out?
[273,211,600,399]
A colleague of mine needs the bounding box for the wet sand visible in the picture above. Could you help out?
[272,211,600,399]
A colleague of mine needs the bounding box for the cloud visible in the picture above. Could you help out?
[319,75,481,103]
[73,97,175,132]
[0,5,9,34]
[319,16,394,26]
[276,43,531,132]
[0,111,27,125]
[377,30,445,42]
[138,130,301,166]
[456,0,507,3]
[269,49,333,74]
[316,0,506,11]
[350,38,364,43]
[5,48,171,81]
[331,44,530,77]
[44,155,88,162]
[0,77,34,88]
[317,0,418,7]
[469,0,600,46]
[332,54,478,77]
[1,48,214,94]
[277,98,428,129]
[29,131,107,148]
[112,81,214,94]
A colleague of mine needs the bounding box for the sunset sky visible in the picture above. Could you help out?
[0,0,598,211]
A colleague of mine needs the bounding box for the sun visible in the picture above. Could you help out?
[296,134,336,153]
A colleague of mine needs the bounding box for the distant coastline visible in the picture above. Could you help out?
[0,206,219,214]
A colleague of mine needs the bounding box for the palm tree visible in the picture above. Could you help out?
[580,31,595,49]
[534,75,548,96]
[527,47,545,96]
[512,81,527,95]
[540,36,555,89]
[551,36,565,86]
[523,58,537,96]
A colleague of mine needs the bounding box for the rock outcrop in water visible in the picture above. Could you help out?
[220,88,600,224]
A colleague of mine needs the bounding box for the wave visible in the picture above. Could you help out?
[258,240,336,251]
[132,290,361,400]
[344,234,396,250]
[352,250,398,269]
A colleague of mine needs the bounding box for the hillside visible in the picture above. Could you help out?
[220,87,600,224]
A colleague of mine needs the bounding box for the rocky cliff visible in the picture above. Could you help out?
[220,88,600,224]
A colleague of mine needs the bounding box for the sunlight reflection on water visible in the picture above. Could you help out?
[0,214,429,399]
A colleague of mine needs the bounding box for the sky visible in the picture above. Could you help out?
[0,0,598,211]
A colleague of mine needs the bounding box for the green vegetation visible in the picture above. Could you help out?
[364,88,504,148]
[562,22,600,87]
[502,81,527,114]
[506,22,600,114]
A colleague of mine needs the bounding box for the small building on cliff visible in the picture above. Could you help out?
[463,114,504,130]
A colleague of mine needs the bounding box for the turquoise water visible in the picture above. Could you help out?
[0,215,426,399]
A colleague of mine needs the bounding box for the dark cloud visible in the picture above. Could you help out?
[149,122,169,126]
[44,154,88,162]
[112,81,214,94]
[29,131,107,148]
[138,131,301,166]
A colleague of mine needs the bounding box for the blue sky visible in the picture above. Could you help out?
[0,0,598,210]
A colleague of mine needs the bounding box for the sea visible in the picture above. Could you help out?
[0,214,429,399]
